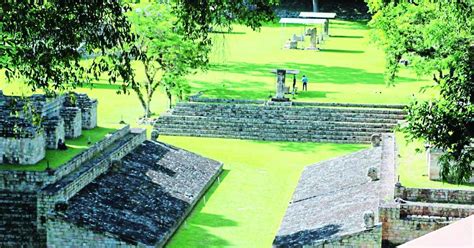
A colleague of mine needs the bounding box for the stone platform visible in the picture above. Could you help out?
[154,101,406,144]
[273,134,396,247]
[46,140,222,247]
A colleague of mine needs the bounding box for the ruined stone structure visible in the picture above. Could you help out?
[273,134,474,247]
[427,146,474,183]
[154,100,406,144]
[0,124,223,247]
[273,134,396,247]
[0,92,97,165]
[380,186,474,246]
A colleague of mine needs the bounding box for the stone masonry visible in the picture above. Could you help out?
[155,101,406,144]
[0,92,97,165]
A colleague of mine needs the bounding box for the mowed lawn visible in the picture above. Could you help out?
[160,136,367,247]
[189,20,434,103]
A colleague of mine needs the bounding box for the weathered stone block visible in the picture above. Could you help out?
[60,107,82,138]
[43,117,65,149]
[0,131,45,165]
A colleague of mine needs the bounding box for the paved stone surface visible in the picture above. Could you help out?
[274,134,396,247]
[56,140,222,246]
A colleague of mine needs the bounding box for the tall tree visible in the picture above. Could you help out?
[0,1,136,94]
[367,0,473,183]
[127,3,201,117]
[312,0,319,12]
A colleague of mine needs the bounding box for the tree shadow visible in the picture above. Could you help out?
[319,49,365,54]
[167,169,236,247]
[330,35,365,39]
[211,31,247,35]
[192,61,420,100]
[250,140,367,154]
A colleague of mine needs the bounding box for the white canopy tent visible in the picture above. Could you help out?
[299,12,337,19]
[279,18,326,25]
[299,12,337,35]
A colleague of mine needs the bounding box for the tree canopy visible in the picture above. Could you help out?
[0,0,277,94]
[367,0,473,183]
[0,1,136,94]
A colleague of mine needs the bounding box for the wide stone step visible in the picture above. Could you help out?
[170,111,404,123]
[156,126,381,137]
[171,106,406,118]
[159,130,371,144]
[155,122,393,134]
[157,115,399,128]
[159,113,401,125]
[175,103,406,115]
[156,116,398,130]
[157,127,373,143]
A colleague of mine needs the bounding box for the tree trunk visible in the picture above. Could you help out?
[312,0,319,12]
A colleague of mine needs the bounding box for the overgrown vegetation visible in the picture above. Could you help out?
[368,0,473,183]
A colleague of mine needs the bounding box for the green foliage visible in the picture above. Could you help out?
[369,1,474,183]
[0,1,135,94]
[127,3,205,116]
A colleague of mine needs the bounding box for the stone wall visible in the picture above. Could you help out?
[379,202,473,247]
[428,147,474,182]
[156,102,405,144]
[43,117,65,149]
[311,225,382,248]
[60,107,82,138]
[0,125,131,192]
[37,128,146,233]
[395,186,474,204]
[47,220,133,248]
[0,191,44,247]
[0,132,45,165]
[0,126,144,247]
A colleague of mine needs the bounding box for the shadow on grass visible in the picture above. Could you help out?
[168,169,235,247]
[330,35,364,39]
[192,61,420,100]
[250,140,367,154]
[319,49,365,54]
[211,31,247,35]
[330,21,369,30]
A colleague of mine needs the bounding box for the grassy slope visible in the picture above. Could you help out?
[160,136,367,247]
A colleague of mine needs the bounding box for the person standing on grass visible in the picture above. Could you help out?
[302,75,308,91]
[292,75,297,94]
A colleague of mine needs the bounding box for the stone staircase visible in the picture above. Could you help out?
[154,102,406,144]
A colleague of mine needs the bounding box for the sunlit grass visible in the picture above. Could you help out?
[160,136,368,247]
[396,132,474,190]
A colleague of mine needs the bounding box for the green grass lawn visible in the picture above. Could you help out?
[188,20,435,104]
[0,127,116,171]
[396,132,474,190]
[160,136,368,247]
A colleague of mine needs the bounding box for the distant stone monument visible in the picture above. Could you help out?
[270,69,300,103]
[306,28,319,50]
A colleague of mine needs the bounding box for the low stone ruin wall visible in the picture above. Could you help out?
[312,225,382,248]
[380,201,474,246]
[60,107,82,138]
[47,220,133,248]
[0,191,44,247]
[0,132,46,165]
[395,186,474,205]
[0,125,131,192]
[37,128,146,232]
